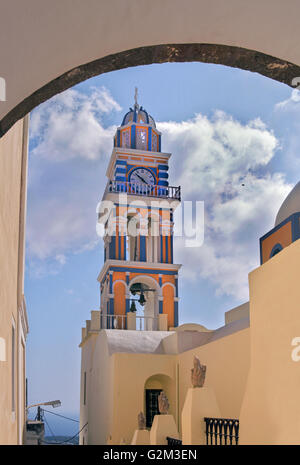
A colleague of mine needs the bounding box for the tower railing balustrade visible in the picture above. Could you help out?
[100,312,159,331]
[105,180,181,201]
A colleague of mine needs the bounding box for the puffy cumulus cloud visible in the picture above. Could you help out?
[159,113,291,300]
[27,92,292,299]
[30,86,121,161]
[26,86,118,274]
[210,173,289,237]
[26,182,100,262]
[158,113,277,198]
[272,89,300,177]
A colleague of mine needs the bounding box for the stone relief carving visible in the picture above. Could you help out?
[191,355,206,388]
[158,390,169,414]
[138,411,146,430]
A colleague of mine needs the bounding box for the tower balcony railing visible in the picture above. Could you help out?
[105,180,181,201]
[100,313,160,331]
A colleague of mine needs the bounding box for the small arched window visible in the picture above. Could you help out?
[270,243,283,258]
[136,127,147,150]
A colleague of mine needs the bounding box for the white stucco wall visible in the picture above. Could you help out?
[0,117,29,444]
[1,0,300,124]
[80,321,250,444]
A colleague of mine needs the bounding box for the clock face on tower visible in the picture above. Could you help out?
[129,168,155,185]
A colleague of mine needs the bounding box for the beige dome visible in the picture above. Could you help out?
[275,181,300,226]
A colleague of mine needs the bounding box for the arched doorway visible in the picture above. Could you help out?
[144,374,175,428]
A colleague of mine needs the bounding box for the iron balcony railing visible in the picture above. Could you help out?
[204,417,239,445]
[105,180,181,201]
[166,437,182,446]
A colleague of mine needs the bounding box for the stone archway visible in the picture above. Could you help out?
[2,1,300,446]
[1,43,300,138]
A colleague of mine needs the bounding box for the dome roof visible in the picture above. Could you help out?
[275,181,300,226]
[121,104,156,128]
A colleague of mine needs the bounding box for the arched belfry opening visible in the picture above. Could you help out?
[129,276,160,331]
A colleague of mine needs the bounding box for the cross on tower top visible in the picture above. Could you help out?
[134,87,139,109]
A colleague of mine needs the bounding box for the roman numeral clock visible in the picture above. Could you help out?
[129,167,155,186]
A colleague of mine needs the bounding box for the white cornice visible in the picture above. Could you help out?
[97,259,181,283]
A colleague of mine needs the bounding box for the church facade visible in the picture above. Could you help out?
[79,98,300,445]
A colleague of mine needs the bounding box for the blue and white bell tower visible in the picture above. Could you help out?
[98,90,181,330]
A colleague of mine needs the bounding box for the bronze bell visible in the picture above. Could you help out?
[138,291,146,306]
[130,300,137,312]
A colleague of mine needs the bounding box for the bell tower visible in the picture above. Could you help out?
[97,91,181,330]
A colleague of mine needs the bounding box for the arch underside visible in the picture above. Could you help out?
[129,274,161,296]
[129,275,160,330]
[1,43,300,138]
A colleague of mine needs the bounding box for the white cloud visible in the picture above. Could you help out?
[26,86,120,271]
[26,178,102,263]
[159,113,291,301]
[275,89,300,109]
[55,254,66,265]
[272,89,300,178]
[30,86,120,161]
[27,90,292,302]
[158,113,277,198]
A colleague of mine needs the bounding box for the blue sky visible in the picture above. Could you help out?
[25,62,300,434]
